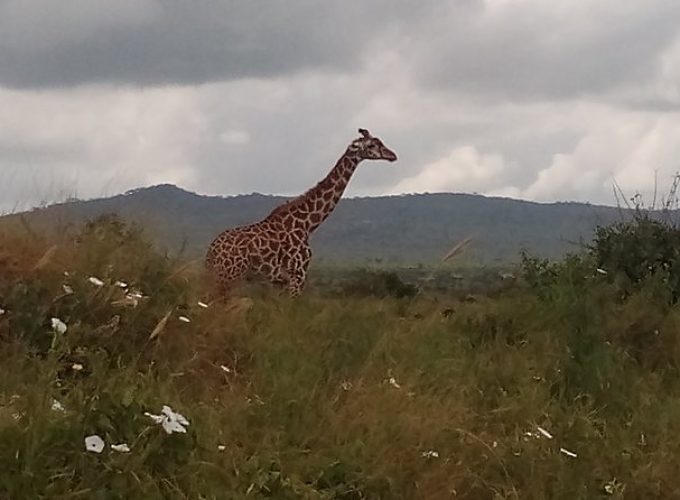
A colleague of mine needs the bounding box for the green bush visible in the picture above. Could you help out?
[520,210,680,303]
[590,211,680,302]
[519,251,594,300]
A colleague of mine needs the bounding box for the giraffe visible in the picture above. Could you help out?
[205,128,398,297]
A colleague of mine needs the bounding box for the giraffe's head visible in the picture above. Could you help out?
[348,128,398,162]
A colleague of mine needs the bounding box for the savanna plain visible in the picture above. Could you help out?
[1,213,679,499]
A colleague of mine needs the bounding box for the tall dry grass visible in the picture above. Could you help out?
[0,215,679,498]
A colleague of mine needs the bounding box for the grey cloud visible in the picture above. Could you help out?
[187,79,373,197]
[408,2,680,100]
[4,0,677,103]
[2,0,680,211]
[0,1,433,88]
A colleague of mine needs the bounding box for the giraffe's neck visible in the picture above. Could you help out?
[267,149,361,234]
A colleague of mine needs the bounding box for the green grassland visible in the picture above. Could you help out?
[1,215,680,499]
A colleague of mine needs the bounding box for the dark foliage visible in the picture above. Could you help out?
[590,211,680,301]
[338,269,419,299]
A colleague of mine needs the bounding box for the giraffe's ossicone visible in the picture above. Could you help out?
[205,128,398,297]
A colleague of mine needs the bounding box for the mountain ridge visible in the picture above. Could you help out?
[8,184,627,264]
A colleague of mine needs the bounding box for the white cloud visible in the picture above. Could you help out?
[390,146,510,194]
[0,85,202,211]
[522,105,680,203]
[409,0,680,100]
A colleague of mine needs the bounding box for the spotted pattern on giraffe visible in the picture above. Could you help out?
[205,128,398,297]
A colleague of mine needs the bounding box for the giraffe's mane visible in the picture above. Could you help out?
[266,147,355,220]
[266,178,329,219]
[266,197,300,218]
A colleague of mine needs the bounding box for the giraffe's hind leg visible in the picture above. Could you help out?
[212,278,254,313]
[212,262,246,304]
[218,279,232,298]
[212,276,234,304]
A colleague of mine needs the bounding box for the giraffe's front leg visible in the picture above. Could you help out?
[287,273,306,297]
[286,246,312,297]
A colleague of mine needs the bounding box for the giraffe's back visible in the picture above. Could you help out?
[205,221,290,288]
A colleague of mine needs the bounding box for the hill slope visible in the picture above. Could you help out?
[10,184,625,264]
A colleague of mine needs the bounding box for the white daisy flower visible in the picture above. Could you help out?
[88,277,105,287]
[217,445,226,452]
[536,426,553,439]
[160,405,189,433]
[113,295,139,308]
[387,377,401,389]
[51,318,67,334]
[85,435,105,453]
[111,443,131,453]
[144,412,164,425]
[71,363,84,372]
[144,405,190,434]
[603,478,623,495]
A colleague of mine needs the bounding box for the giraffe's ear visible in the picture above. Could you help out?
[358,128,372,139]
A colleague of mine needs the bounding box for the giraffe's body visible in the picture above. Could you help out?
[206,128,397,297]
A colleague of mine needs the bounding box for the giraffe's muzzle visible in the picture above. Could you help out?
[382,149,398,162]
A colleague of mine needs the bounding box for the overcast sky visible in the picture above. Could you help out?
[2,0,680,212]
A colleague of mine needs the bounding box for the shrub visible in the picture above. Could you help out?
[519,251,594,300]
[589,211,680,301]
